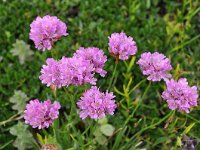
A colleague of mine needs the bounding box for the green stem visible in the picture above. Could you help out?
[112,81,151,149]
[0,112,22,126]
[108,61,118,90]
[184,113,200,125]
[50,49,58,59]
[124,81,151,125]
[170,34,200,52]
[133,111,174,137]
[128,79,146,95]
[81,120,94,136]
[50,50,54,58]
[125,111,174,148]
[70,88,78,117]
[0,140,13,149]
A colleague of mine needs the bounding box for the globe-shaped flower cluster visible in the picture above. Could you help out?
[24,99,61,129]
[137,52,172,81]
[30,15,68,51]
[77,86,117,119]
[39,47,107,88]
[73,47,107,77]
[108,32,137,60]
[162,78,198,113]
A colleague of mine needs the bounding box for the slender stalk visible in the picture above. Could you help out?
[112,81,151,149]
[124,81,151,125]
[184,113,200,125]
[81,120,94,136]
[0,140,13,149]
[69,87,78,116]
[128,79,146,95]
[50,50,54,58]
[108,60,118,90]
[50,49,58,59]
[124,111,174,149]
[132,111,174,138]
[170,34,200,52]
[0,112,23,126]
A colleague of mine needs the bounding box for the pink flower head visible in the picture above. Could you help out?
[73,47,107,77]
[39,58,62,88]
[162,78,198,113]
[24,99,61,129]
[59,57,96,86]
[137,52,172,81]
[77,86,117,119]
[108,32,137,60]
[30,15,68,51]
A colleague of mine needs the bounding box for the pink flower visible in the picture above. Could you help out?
[59,57,96,86]
[137,52,172,81]
[77,86,117,119]
[162,78,198,113]
[73,47,107,77]
[30,15,68,51]
[108,32,137,60]
[24,99,61,129]
[39,58,62,88]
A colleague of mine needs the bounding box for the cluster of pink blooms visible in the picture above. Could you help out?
[108,32,137,60]
[162,78,198,113]
[59,56,96,86]
[77,86,117,119]
[137,52,172,81]
[39,47,107,88]
[30,15,68,51]
[24,99,61,129]
[24,15,199,130]
[39,58,62,88]
[73,47,107,77]
[137,52,199,112]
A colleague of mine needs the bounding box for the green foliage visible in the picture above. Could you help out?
[0,0,200,149]
[9,90,29,113]
[45,135,62,150]
[9,122,36,150]
[100,124,115,137]
[92,117,115,146]
[10,40,33,64]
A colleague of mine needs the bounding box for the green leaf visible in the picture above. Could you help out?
[146,0,151,9]
[98,117,108,125]
[93,128,102,137]
[9,90,29,113]
[0,140,13,150]
[10,40,33,64]
[176,136,182,147]
[9,122,35,150]
[183,123,195,134]
[95,134,108,145]
[37,133,45,145]
[114,86,125,96]
[127,56,136,73]
[5,31,11,39]
[174,64,180,80]
[154,137,168,146]
[100,124,115,137]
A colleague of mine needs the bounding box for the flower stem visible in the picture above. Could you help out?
[108,60,118,90]
[0,112,23,126]
[50,50,54,58]
[126,110,174,147]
